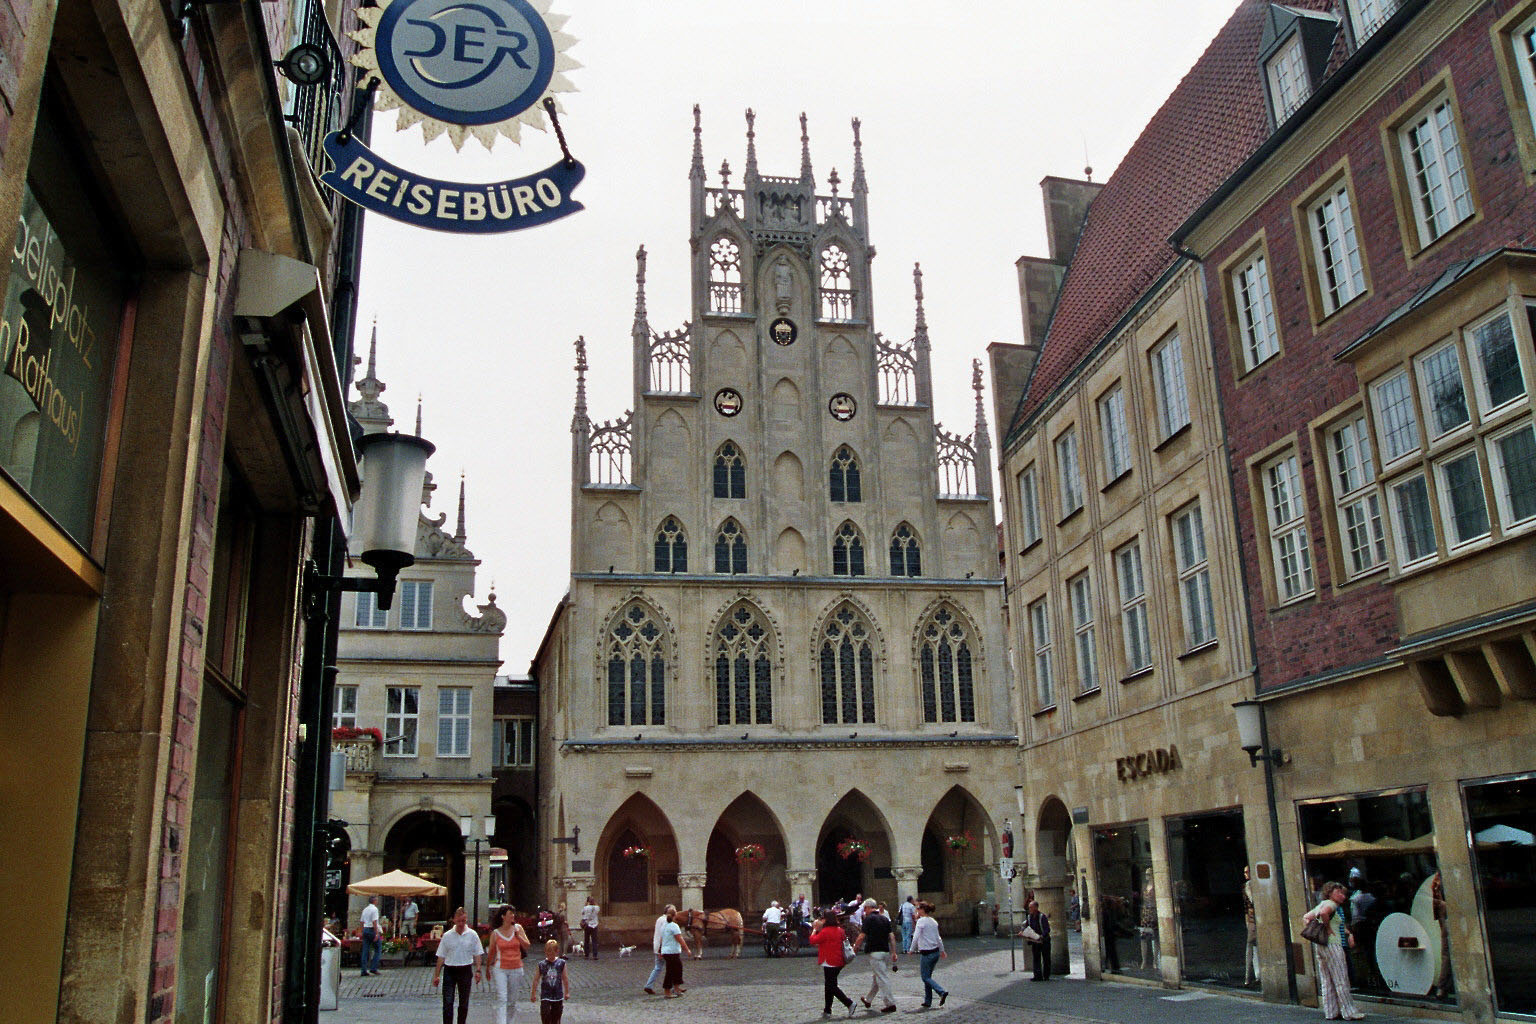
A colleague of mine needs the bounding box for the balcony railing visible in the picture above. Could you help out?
[286,0,349,195]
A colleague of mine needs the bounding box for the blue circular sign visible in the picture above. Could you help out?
[375,0,555,126]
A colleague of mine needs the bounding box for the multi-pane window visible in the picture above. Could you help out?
[1233,251,1280,370]
[830,446,861,502]
[437,687,471,758]
[1309,183,1366,314]
[1098,386,1131,481]
[384,686,419,757]
[717,604,774,725]
[1264,453,1315,602]
[820,604,874,725]
[492,718,534,768]
[714,442,745,498]
[654,517,687,573]
[1416,342,1471,440]
[709,236,742,314]
[333,685,358,730]
[1016,467,1041,549]
[1114,542,1151,673]
[1267,35,1309,122]
[919,605,976,724]
[1056,428,1083,515]
[1514,12,1536,138]
[1389,474,1438,566]
[1468,310,1527,414]
[1372,370,1421,465]
[1490,422,1536,528]
[820,244,854,320]
[1069,573,1099,693]
[606,602,667,726]
[832,521,866,577]
[1399,97,1473,247]
[1330,416,1387,577]
[889,523,921,577]
[1151,334,1192,438]
[1173,504,1216,648]
[714,519,747,574]
[354,591,386,629]
[1435,449,1491,547]
[1029,599,1054,709]
[1347,0,1399,41]
[398,580,433,631]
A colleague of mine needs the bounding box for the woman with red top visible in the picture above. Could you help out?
[484,905,532,1024]
[809,910,855,1017]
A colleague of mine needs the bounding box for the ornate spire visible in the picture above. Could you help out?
[572,335,589,428]
[828,167,840,198]
[348,319,392,429]
[689,103,705,181]
[799,111,812,183]
[973,359,991,448]
[633,245,649,336]
[415,394,423,435]
[454,473,467,543]
[744,108,758,180]
[851,117,867,194]
[913,263,929,350]
[719,158,731,190]
[913,264,933,407]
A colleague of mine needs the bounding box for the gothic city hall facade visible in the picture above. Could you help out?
[531,110,1016,937]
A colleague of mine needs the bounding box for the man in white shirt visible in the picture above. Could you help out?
[762,900,784,955]
[359,897,381,976]
[402,897,419,939]
[580,894,601,959]
[433,907,483,1024]
[643,904,675,994]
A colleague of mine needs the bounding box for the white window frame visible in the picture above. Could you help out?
[1330,416,1387,578]
[1098,385,1132,481]
[1151,334,1192,439]
[333,684,358,730]
[1433,447,1492,550]
[1029,598,1054,709]
[354,591,387,629]
[1173,503,1216,649]
[1371,369,1422,468]
[437,686,472,758]
[1415,340,1472,443]
[398,580,434,631]
[493,717,535,768]
[1514,11,1536,139]
[1266,34,1309,122]
[1398,95,1474,247]
[1489,419,1536,532]
[1388,473,1439,568]
[1264,453,1316,603]
[1056,428,1084,515]
[1347,0,1400,44]
[1114,541,1151,674]
[1308,182,1367,315]
[1467,308,1528,418]
[1233,251,1281,371]
[384,686,420,757]
[1018,464,1042,547]
[1069,572,1099,693]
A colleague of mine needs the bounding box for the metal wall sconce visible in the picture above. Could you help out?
[1233,699,1287,767]
[276,43,331,86]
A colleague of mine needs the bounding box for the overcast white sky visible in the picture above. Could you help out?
[352,0,1245,667]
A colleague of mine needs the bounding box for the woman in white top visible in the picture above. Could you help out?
[905,900,948,1008]
[1303,882,1364,1021]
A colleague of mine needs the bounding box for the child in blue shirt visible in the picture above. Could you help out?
[531,939,570,1023]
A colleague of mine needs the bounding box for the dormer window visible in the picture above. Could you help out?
[1345,0,1400,44]
[1258,5,1340,129]
[1266,35,1310,122]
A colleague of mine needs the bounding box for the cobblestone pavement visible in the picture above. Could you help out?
[327,936,1437,1024]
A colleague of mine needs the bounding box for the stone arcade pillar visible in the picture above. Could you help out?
[678,872,708,914]
[891,866,922,904]
[559,875,593,943]
[786,869,817,905]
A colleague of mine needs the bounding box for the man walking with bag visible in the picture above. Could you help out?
[1022,899,1052,981]
[854,898,897,1013]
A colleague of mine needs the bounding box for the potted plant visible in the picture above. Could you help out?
[331,725,384,744]
[620,844,650,860]
[836,837,871,862]
[946,830,975,850]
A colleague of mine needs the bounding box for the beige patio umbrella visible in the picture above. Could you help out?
[347,868,446,896]
[1305,837,1380,857]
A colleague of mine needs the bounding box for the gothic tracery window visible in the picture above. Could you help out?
[715,518,747,574]
[832,521,865,577]
[819,244,854,320]
[820,604,875,724]
[830,446,861,503]
[715,604,772,725]
[606,603,667,727]
[919,605,976,724]
[654,517,687,573]
[710,236,743,314]
[889,523,922,577]
[714,441,745,499]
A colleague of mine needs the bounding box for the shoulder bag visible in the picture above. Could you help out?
[1300,912,1330,945]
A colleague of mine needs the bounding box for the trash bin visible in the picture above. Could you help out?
[319,943,340,1010]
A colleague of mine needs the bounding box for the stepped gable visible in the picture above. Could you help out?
[1007,0,1336,438]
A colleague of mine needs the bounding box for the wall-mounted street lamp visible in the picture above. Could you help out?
[1233,700,1287,768]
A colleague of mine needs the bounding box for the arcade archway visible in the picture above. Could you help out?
[703,792,787,910]
[919,785,992,930]
[815,789,894,908]
[596,793,679,914]
[1036,796,1073,975]
[384,810,462,926]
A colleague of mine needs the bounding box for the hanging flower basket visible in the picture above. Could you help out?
[836,838,871,863]
[332,726,384,745]
[735,843,767,864]
[621,845,651,860]
[946,830,975,850]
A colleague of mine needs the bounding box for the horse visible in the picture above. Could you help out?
[678,908,744,959]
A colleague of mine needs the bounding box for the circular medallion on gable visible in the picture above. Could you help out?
[714,388,744,417]
[769,317,798,346]
[828,393,857,421]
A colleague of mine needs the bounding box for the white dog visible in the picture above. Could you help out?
[618,944,636,958]
[567,941,584,957]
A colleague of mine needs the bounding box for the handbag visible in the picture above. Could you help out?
[843,938,857,961]
[1300,915,1330,945]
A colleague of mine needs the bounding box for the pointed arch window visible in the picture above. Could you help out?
[830,446,861,503]
[919,606,976,724]
[715,518,747,574]
[710,236,743,314]
[714,441,745,499]
[820,604,876,724]
[654,517,687,573]
[889,523,921,577]
[606,603,667,727]
[819,244,854,320]
[715,604,772,725]
[832,521,866,577]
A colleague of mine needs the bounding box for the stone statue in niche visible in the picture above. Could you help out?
[774,258,793,313]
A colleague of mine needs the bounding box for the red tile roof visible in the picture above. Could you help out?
[1006,0,1337,440]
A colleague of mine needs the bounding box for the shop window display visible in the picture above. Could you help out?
[1166,811,1250,988]
[1093,822,1160,981]
[1298,789,1453,1004]
[1464,774,1536,1016]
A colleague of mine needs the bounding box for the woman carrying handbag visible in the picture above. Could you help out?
[1302,882,1365,1020]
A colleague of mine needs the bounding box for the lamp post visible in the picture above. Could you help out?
[461,814,496,928]
[1232,698,1298,1003]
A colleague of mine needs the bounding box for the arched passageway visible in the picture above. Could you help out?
[595,793,679,915]
[919,785,993,934]
[384,811,462,926]
[815,789,894,909]
[704,792,787,910]
[1036,796,1073,976]
[490,796,536,912]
